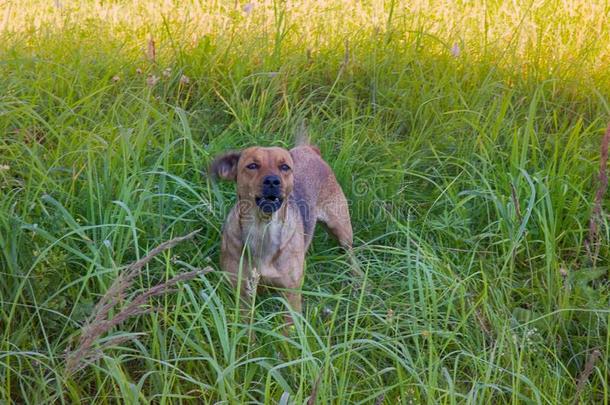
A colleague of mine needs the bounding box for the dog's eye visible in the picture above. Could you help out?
[246,163,259,170]
[279,164,291,172]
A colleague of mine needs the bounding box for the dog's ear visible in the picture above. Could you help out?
[210,151,241,181]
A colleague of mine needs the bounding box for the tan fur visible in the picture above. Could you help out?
[211,144,353,327]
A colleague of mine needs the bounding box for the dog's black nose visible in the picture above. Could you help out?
[263,175,281,188]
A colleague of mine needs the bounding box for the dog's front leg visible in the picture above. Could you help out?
[222,251,255,312]
[220,221,258,340]
[282,290,302,329]
[274,250,305,333]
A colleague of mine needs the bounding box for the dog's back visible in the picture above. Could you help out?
[290,145,351,249]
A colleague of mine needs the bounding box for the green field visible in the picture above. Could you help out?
[1,1,609,403]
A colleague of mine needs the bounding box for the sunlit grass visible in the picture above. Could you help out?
[0,0,609,403]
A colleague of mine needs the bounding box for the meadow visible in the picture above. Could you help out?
[0,0,609,403]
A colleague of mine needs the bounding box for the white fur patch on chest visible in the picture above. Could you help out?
[240,213,289,281]
[238,204,302,282]
[242,217,283,262]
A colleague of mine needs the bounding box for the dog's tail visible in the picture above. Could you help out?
[295,119,321,155]
[295,119,310,146]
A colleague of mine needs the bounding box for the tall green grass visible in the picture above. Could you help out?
[0,0,608,403]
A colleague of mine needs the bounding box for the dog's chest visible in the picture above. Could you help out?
[241,219,284,271]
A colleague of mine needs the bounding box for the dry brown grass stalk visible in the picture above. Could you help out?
[572,348,602,405]
[585,123,610,264]
[510,182,522,223]
[307,373,322,405]
[146,35,156,63]
[65,229,211,374]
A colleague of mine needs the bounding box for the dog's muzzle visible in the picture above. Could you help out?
[256,175,284,214]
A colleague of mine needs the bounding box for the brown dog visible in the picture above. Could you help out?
[211,142,353,326]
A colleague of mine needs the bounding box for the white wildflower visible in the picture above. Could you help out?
[146,74,159,87]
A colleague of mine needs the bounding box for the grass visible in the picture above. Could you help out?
[0,0,609,403]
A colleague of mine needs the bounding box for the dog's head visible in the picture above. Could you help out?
[210,146,295,215]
